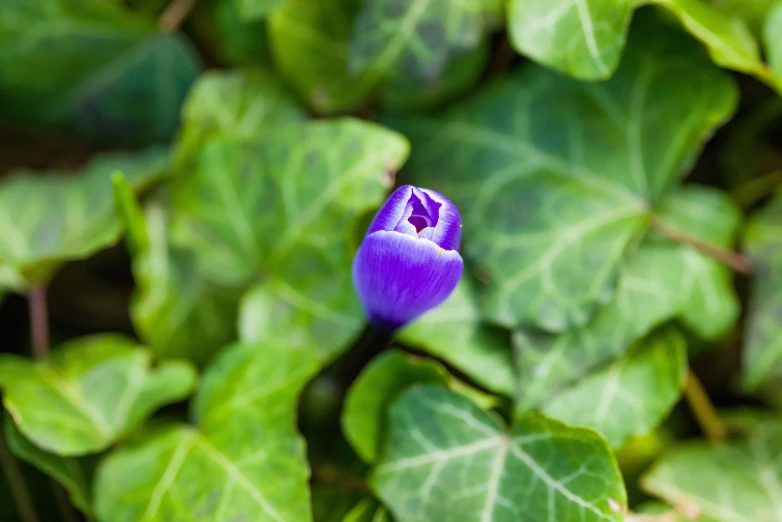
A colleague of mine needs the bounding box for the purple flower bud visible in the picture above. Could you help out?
[352,185,464,331]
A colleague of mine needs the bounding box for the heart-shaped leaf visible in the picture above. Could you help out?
[94,341,319,522]
[372,386,626,522]
[391,18,737,331]
[0,335,197,456]
[514,186,739,409]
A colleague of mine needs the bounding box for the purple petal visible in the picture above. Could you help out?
[367,185,415,236]
[352,231,464,331]
[419,188,461,251]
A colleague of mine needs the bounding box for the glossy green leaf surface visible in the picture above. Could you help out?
[175,68,305,168]
[0,335,197,456]
[94,341,319,522]
[372,386,626,522]
[392,20,737,331]
[541,327,688,448]
[115,178,241,366]
[399,279,515,396]
[514,186,739,409]
[342,351,448,463]
[642,417,782,522]
[0,147,169,285]
[0,0,201,144]
[507,2,780,89]
[268,0,496,113]
[172,119,408,287]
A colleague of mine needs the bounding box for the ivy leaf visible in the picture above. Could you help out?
[348,0,501,82]
[0,147,169,285]
[268,0,495,113]
[392,19,737,331]
[342,351,449,463]
[94,341,319,522]
[642,417,782,522]
[4,415,95,516]
[514,186,739,409]
[372,386,626,522]
[743,194,782,392]
[343,500,390,522]
[0,0,201,145]
[0,335,197,456]
[541,327,688,449]
[175,68,305,169]
[507,1,780,89]
[764,4,782,78]
[172,119,408,287]
[235,0,283,20]
[192,0,271,66]
[114,177,241,366]
[399,279,515,396]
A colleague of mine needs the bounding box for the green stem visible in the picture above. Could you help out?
[685,370,727,445]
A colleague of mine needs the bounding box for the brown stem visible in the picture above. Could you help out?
[51,480,80,522]
[311,463,370,494]
[28,285,49,358]
[0,436,39,522]
[651,218,751,274]
[158,0,196,32]
[685,370,727,445]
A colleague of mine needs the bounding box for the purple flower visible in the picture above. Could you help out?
[352,185,464,331]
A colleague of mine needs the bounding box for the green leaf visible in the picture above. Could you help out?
[398,279,515,396]
[348,0,501,83]
[175,68,305,169]
[541,327,688,449]
[235,0,283,20]
[743,194,782,391]
[172,119,408,287]
[0,0,201,145]
[115,180,241,366]
[372,386,626,522]
[4,415,95,516]
[506,1,780,88]
[94,341,319,522]
[391,19,737,331]
[0,335,197,456]
[268,0,495,113]
[343,500,389,522]
[514,187,739,409]
[642,417,782,522]
[342,351,448,463]
[763,3,782,78]
[0,147,169,285]
[193,0,271,66]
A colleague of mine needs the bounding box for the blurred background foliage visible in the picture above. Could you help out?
[2,0,782,521]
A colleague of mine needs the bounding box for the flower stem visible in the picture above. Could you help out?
[685,370,727,445]
[651,218,751,274]
[331,323,394,388]
[28,285,49,358]
[0,435,39,522]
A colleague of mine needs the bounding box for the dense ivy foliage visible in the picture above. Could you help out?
[2,1,782,521]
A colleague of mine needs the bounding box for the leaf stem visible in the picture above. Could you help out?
[684,370,727,445]
[158,0,195,32]
[651,218,751,274]
[0,434,39,522]
[28,285,49,358]
[311,463,370,494]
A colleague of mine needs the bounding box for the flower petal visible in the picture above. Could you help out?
[367,185,415,236]
[352,230,464,331]
[420,188,462,251]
